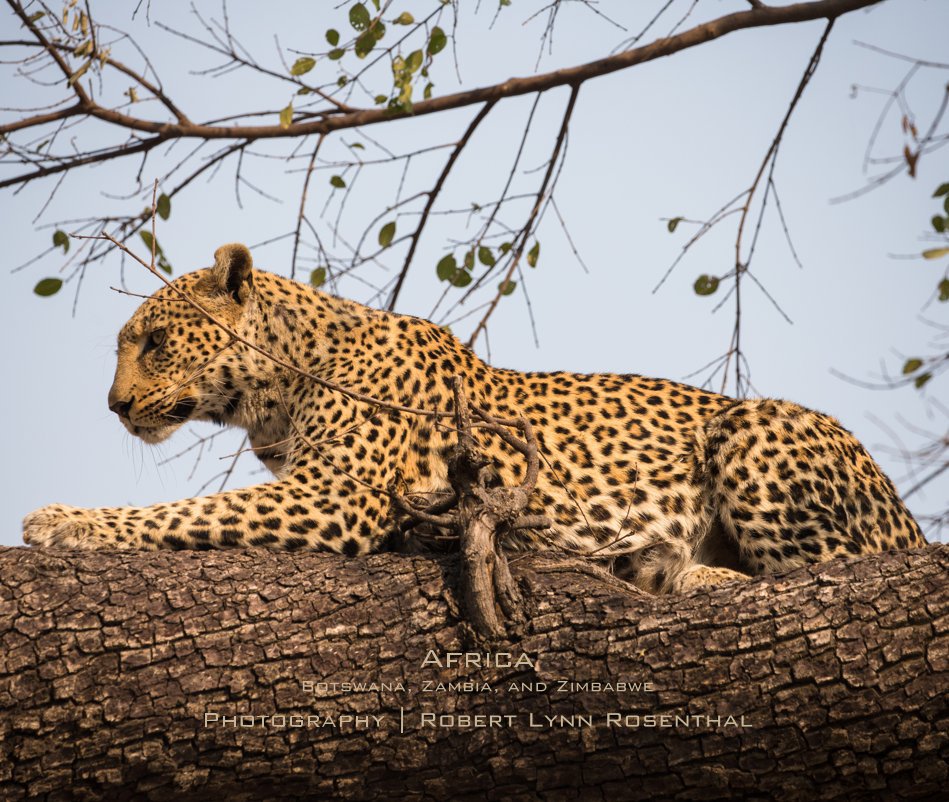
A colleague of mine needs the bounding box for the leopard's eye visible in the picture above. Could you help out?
[142,328,166,355]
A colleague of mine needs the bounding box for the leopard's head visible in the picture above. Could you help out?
[108,243,266,444]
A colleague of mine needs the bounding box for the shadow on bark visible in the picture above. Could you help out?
[0,544,947,801]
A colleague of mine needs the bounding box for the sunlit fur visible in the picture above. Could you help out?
[23,244,927,594]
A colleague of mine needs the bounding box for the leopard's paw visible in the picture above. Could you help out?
[23,504,107,549]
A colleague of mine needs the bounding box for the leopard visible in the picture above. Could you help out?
[22,243,927,594]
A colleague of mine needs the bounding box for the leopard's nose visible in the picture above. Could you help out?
[108,394,134,419]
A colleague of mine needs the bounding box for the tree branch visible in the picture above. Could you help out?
[1,0,883,192]
[467,85,579,349]
[386,100,496,312]
[289,135,324,280]
[726,18,835,395]
[1,543,945,799]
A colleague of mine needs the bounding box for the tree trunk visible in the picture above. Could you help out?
[0,544,946,801]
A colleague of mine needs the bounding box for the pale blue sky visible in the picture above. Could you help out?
[2,0,947,545]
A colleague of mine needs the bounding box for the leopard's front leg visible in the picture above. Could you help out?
[23,504,123,550]
[23,475,391,554]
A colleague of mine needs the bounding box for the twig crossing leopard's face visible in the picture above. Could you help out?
[23,243,927,594]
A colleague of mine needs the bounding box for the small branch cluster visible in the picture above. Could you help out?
[656,20,834,397]
[834,43,949,203]
[394,377,550,640]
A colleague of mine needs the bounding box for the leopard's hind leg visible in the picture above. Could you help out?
[684,398,925,585]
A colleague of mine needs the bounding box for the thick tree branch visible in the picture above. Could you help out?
[0,544,945,799]
[1,0,883,191]
[0,100,83,134]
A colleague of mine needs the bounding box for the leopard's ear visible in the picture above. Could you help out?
[210,243,254,304]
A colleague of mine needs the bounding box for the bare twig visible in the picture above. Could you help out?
[289,136,324,280]
[386,100,495,311]
[466,85,579,349]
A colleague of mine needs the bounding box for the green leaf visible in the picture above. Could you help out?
[328,48,346,60]
[378,220,396,248]
[394,11,414,24]
[310,267,327,288]
[694,274,720,296]
[26,11,44,23]
[933,182,949,198]
[156,193,171,221]
[499,241,512,254]
[463,249,475,270]
[290,56,316,76]
[349,3,371,31]
[374,94,388,105]
[279,102,294,129]
[449,269,472,287]
[423,81,433,100]
[406,49,423,73]
[326,29,340,46]
[427,26,447,55]
[330,175,346,189]
[902,358,923,375]
[337,76,348,88]
[498,279,516,296]
[138,231,169,274]
[354,29,375,58]
[914,372,932,389]
[436,254,457,281]
[34,277,62,297]
[938,278,949,302]
[349,142,365,150]
[373,21,386,41]
[932,216,946,234]
[387,96,412,114]
[52,229,69,254]
[526,241,540,268]
[922,247,949,260]
[667,216,682,233]
[477,246,495,267]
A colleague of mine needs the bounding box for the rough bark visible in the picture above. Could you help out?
[0,544,946,802]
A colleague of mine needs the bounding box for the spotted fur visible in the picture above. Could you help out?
[23,244,926,593]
